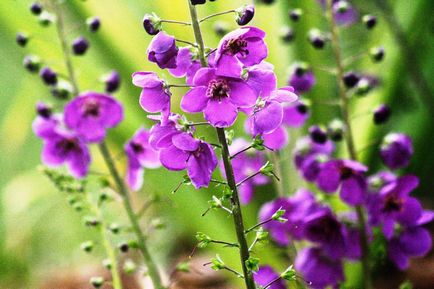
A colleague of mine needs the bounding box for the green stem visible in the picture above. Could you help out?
[199,10,236,23]
[186,2,256,289]
[52,4,164,288]
[327,1,372,288]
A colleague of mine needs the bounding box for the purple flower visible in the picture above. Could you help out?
[32,102,61,138]
[316,159,368,205]
[159,132,218,189]
[147,31,178,69]
[214,27,268,77]
[181,68,258,127]
[40,66,58,86]
[262,126,289,150]
[288,66,316,94]
[295,247,344,289]
[64,92,123,143]
[253,266,286,289]
[72,36,89,56]
[148,114,183,150]
[39,127,91,178]
[380,133,413,170]
[368,175,424,239]
[246,62,277,98]
[168,47,201,85]
[235,5,255,26]
[227,139,269,203]
[367,171,397,193]
[132,71,171,114]
[332,1,358,26]
[293,137,334,171]
[247,87,298,135]
[282,100,310,127]
[104,70,121,93]
[125,128,161,191]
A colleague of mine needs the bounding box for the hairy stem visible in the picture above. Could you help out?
[52,4,164,288]
[187,2,256,289]
[327,1,372,288]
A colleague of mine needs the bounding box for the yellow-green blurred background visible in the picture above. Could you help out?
[0,0,433,288]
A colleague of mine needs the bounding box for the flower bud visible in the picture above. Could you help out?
[36,102,52,118]
[81,241,94,253]
[38,11,54,27]
[214,21,230,37]
[363,14,377,29]
[118,242,129,253]
[50,81,72,99]
[355,78,371,96]
[380,133,413,169]
[256,0,276,5]
[271,209,288,223]
[245,257,260,273]
[309,125,327,144]
[327,119,345,142]
[102,259,112,270]
[289,8,302,22]
[109,223,120,234]
[123,259,137,274]
[84,216,100,227]
[235,5,255,26]
[16,32,29,47]
[280,26,295,43]
[191,0,206,4]
[23,55,40,73]
[87,17,101,32]
[142,13,161,35]
[370,46,385,62]
[90,277,104,288]
[281,265,297,281]
[343,71,360,88]
[211,255,225,271]
[72,36,89,55]
[39,67,58,86]
[308,29,326,49]
[30,2,43,15]
[373,104,391,125]
[196,232,212,248]
[103,70,120,93]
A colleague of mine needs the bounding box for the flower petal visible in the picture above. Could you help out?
[180,87,208,113]
[204,98,238,127]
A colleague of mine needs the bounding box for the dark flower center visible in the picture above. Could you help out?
[83,99,101,117]
[130,142,144,154]
[382,194,403,213]
[296,103,308,114]
[224,37,249,56]
[340,166,354,180]
[207,79,230,101]
[192,144,205,158]
[308,216,340,240]
[57,138,79,154]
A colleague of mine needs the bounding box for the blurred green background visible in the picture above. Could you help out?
[0,0,433,288]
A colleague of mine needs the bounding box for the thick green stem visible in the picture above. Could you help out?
[52,4,164,288]
[327,1,372,288]
[186,2,256,289]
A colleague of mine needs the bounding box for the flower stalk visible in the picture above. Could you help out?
[187,2,256,289]
[326,1,372,288]
[52,3,164,289]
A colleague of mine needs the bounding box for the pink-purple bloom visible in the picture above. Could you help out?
[288,66,316,94]
[168,47,201,85]
[125,128,161,191]
[214,27,268,77]
[64,92,123,143]
[380,133,413,170]
[132,71,171,114]
[282,100,310,127]
[147,31,179,69]
[253,266,286,289]
[181,67,258,127]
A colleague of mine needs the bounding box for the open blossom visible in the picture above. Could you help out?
[295,247,344,289]
[132,71,171,114]
[168,47,201,85]
[253,266,286,289]
[181,67,258,127]
[380,133,413,170]
[64,92,123,143]
[293,137,334,175]
[214,27,268,77]
[125,128,160,191]
[158,132,218,189]
[316,159,368,205]
[227,139,269,204]
[283,100,310,127]
[147,31,178,69]
[368,175,425,239]
[246,62,277,98]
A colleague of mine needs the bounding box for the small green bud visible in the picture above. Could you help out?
[196,232,212,248]
[222,186,233,200]
[72,202,84,212]
[259,161,274,177]
[84,216,100,227]
[109,223,120,234]
[81,241,94,253]
[123,259,137,274]
[256,227,269,242]
[102,258,112,270]
[245,257,260,273]
[38,11,54,26]
[208,195,223,209]
[211,255,225,271]
[252,135,265,151]
[355,78,371,96]
[176,261,190,273]
[281,265,297,281]
[271,208,287,223]
[225,129,235,145]
[151,218,166,229]
[127,239,139,249]
[90,276,104,288]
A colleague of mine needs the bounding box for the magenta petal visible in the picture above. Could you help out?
[247,66,277,97]
[127,164,144,191]
[242,37,268,66]
[263,126,288,150]
[168,47,192,77]
[317,161,341,193]
[42,140,66,166]
[193,68,216,86]
[397,175,419,196]
[340,176,365,205]
[159,145,189,171]
[68,149,91,179]
[204,98,238,127]
[229,81,258,108]
[172,133,200,152]
[132,71,162,88]
[388,240,409,270]
[270,87,298,103]
[252,102,283,134]
[77,118,106,143]
[399,227,432,257]
[215,54,244,78]
[139,87,170,113]
[397,197,422,226]
[180,87,208,113]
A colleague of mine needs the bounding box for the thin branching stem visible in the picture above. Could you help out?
[199,10,236,23]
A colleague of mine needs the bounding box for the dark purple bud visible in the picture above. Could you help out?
[280,26,295,43]
[87,17,101,33]
[104,70,121,93]
[362,15,377,29]
[380,133,413,169]
[308,29,326,49]
[39,67,58,86]
[235,4,255,26]
[370,46,385,62]
[119,242,129,253]
[36,102,52,118]
[142,13,161,36]
[72,36,89,55]
[191,0,206,4]
[343,71,360,88]
[214,21,230,36]
[327,119,345,142]
[16,32,29,47]
[289,8,302,22]
[256,0,276,5]
[309,125,328,144]
[30,2,43,15]
[373,104,391,125]
[23,55,40,73]
[296,101,309,115]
